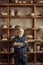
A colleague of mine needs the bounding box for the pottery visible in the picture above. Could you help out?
[15,0,18,3]
[23,1,26,3]
[12,25,15,28]
[30,0,33,3]
[3,25,7,28]
[39,26,43,32]
[36,45,40,51]
[10,10,15,16]
[30,13,34,16]
[1,12,7,16]
[19,1,22,4]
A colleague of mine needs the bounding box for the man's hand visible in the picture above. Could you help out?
[17,42,23,47]
[13,42,23,47]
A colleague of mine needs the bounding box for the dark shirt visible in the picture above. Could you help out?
[13,35,28,55]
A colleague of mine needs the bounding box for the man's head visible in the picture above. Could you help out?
[15,25,24,37]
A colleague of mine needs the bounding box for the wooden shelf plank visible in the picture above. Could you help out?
[0,40,8,42]
[9,3,34,7]
[9,16,33,18]
[36,63,43,64]
[0,16,43,19]
[0,3,43,7]
[25,51,35,54]
[36,51,43,53]
[27,40,35,42]
[35,16,43,19]
[9,15,43,19]
[0,3,34,7]
[0,16,9,18]
[35,39,43,42]
[9,28,35,30]
[0,4,8,6]
[32,28,40,31]
[0,63,8,65]
[0,51,8,54]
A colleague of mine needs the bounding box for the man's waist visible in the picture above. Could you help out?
[15,50,27,56]
[15,52,27,56]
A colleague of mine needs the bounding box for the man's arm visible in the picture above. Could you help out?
[23,37,28,47]
[22,37,29,51]
[13,42,23,46]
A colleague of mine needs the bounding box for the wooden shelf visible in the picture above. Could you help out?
[28,51,43,54]
[28,63,35,65]
[32,28,40,31]
[9,16,34,19]
[8,39,43,42]
[0,3,43,7]
[0,4,8,6]
[0,0,43,65]
[0,3,34,7]
[0,51,8,54]
[36,63,43,64]
[27,40,35,42]
[0,63,8,65]
[27,51,43,54]
[34,16,43,19]
[0,16,43,19]
[9,28,37,30]
[0,62,8,65]
[0,16,9,18]
[27,52,35,54]
[8,3,34,7]
[36,51,43,53]
[35,39,43,42]
[0,40,8,42]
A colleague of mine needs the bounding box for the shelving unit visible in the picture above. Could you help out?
[0,0,43,65]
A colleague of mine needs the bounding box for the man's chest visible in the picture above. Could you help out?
[15,37,24,43]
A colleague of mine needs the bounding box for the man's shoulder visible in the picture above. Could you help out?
[22,36,28,44]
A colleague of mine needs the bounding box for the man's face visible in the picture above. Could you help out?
[17,28,24,37]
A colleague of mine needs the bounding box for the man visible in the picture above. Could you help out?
[13,25,28,65]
